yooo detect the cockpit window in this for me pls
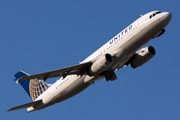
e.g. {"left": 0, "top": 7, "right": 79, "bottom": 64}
{"left": 156, "top": 11, "right": 162, "bottom": 14}
{"left": 149, "top": 11, "right": 162, "bottom": 19}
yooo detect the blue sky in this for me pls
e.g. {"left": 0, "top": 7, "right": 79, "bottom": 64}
{"left": 1, "top": 0, "right": 179, "bottom": 120}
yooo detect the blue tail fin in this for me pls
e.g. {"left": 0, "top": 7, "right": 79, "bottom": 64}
{"left": 14, "top": 71, "right": 51, "bottom": 101}
{"left": 14, "top": 71, "right": 31, "bottom": 97}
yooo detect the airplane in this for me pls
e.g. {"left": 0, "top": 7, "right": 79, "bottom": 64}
{"left": 7, "top": 11, "right": 172, "bottom": 112}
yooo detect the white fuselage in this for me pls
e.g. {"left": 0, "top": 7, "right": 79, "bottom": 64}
{"left": 28, "top": 11, "right": 172, "bottom": 112}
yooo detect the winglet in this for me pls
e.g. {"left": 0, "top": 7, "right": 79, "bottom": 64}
{"left": 16, "top": 79, "right": 19, "bottom": 84}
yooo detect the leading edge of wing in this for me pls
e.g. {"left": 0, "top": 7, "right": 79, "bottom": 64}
{"left": 17, "top": 61, "right": 92, "bottom": 82}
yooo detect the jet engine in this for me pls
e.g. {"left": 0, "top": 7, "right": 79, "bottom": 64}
{"left": 130, "top": 46, "right": 156, "bottom": 68}
{"left": 87, "top": 53, "right": 113, "bottom": 76}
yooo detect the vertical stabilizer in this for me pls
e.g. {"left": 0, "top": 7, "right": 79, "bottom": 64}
{"left": 14, "top": 71, "right": 51, "bottom": 101}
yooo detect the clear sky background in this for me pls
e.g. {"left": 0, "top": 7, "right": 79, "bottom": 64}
{"left": 1, "top": 0, "right": 179, "bottom": 120}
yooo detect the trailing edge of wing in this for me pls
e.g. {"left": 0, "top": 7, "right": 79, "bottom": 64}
{"left": 17, "top": 61, "right": 92, "bottom": 82}
{"left": 7, "top": 100, "right": 42, "bottom": 112}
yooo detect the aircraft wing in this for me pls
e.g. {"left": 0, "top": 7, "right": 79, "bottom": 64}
{"left": 7, "top": 99, "right": 42, "bottom": 112}
{"left": 17, "top": 61, "right": 92, "bottom": 82}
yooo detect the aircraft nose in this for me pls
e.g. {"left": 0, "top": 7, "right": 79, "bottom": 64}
{"left": 159, "top": 12, "right": 172, "bottom": 28}
{"left": 164, "top": 12, "right": 172, "bottom": 23}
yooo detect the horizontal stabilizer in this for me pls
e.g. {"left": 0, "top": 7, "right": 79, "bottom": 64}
{"left": 7, "top": 99, "right": 42, "bottom": 112}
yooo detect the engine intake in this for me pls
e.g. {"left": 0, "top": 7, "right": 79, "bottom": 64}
{"left": 131, "top": 46, "right": 156, "bottom": 68}
{"left": 87, "top": 53, "right": 113, "bottom": 76}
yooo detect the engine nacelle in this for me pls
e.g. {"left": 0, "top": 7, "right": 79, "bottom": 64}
{"left": 131, "top": 46, "right": 156, "bottom": 69}
{"left": 87, "top": 53, "right": 113, "bottom": 76}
